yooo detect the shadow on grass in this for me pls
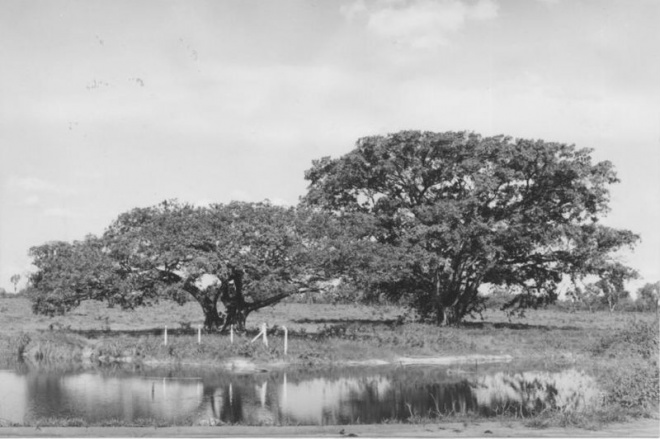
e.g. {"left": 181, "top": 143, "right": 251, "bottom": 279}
{"left": 64, "top": 328, "right": 215, "bottom": 338}
{"left": 292, "top": 317, "right": 398, "bottom": 325}
{"left": 459, "top": 321, "right": 582, "bottom": 331}
{"left": 293, "top": 317, "right": 582, "bottom": 331}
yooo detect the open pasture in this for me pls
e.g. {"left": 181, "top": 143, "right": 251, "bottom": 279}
{"left": 0, "top": 297, "right": 656, "bottom": 363}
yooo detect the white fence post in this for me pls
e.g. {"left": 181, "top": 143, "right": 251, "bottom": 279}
{"left": 230, "top": 325, "right": 234, "bottom": 344}
{"left": 283, "top": 326, "right": 288, "bottom": 356}
{"left": 251, "top": 323, "right": 268, "bottom": 347}
{"left": 197, "top": 325, "right": 202, "bottom": 344}
{"left": 163, "top": 326, "right": 168, "bottom": 345}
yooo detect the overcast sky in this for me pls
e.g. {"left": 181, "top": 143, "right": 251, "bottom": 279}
{"left": 1, "top": 0, "right": 658, "bottom": 292}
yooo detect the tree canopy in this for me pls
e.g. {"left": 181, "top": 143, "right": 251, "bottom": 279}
{"left": 29, "top": 201, "right": 331, "bottom": 330}
{"left": 303, "top": 131, "right": 639, "bottom": 324}
{"left": 636, "top": 282, "right": 660, "bottom": 312}
{"left": 27, "top": 130, "right": 642, "bottom": 328}
{"left": 29, "top": 236, "right": 123, "bottom": 315}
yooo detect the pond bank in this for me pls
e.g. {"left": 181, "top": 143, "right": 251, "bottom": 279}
{"left": 1, "top": 418, "right": 658, "bottom": 437}
{"left": 2, "top": 329, "right": 517, "bottom": 371}
{"left": 140, "top": 354, "right": 515, "bottom": 372}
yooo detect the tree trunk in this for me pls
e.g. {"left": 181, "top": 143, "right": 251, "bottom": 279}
{"left": 219, "top": 270, "right": 248, "bottom": 332}
{"left": 607, "top": 295, "right": 615, "bottom": 313}
{"left": 437, "top": 305, "right": 461, "bottom": 326}
{"left": 182, "top": 278, "right": 226, "bottom": 330}
{"left": 221, "top": 305, "right": 248, "bottom": 332}
{"left": 200, "top": 297, "right": 225, "bottom": 330}
{"left": 434, "top": 273, "right": 445, "bottom": 325}
{"left": 433, "top": 270, "right": 464, "bottom": 326}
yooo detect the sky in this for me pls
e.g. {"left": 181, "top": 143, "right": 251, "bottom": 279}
{"left": 1, "top": 0, "right": 658, "bottom": 293}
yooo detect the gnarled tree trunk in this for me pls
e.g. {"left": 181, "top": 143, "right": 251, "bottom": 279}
{"left": 436, "top": 305, "right": 461, "bottom": 326}
{"left": 182, "top": 278, "right": 226, "bottom": 330}
{"left": 200, "top": 296, "right": 225, "bottom": 329}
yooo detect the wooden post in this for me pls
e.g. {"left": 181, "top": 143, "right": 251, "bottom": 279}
{"left": 259, "top": 381, "right": 267, "bottom": 407}
{"left": 230, "top": 325, "right": 234, "bottom": 344}
{"left": 283, "top": 326, "right": 288, "bottom": 356}
{"left": 197, "top": 325, "right": 202, "bottom": 344}
{"left": 251, "top": 323, "right": 268, "bottom": 347}
{"left": 163, "top": 326, "right": 168, "bottom": 345}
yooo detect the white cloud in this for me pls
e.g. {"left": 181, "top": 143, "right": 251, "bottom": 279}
{"left": 8, "top": 177, "right": 58, "bottom": 193}
{"left": 43, "top": 207, "right": 79, "bottom": 218}
{"left": 535, "top": 0, "right": 561, "bottom": 5}
{"left": 22, "top": 195, "right": 41, "bottom": 206}
{"left": 343, "top": 0, "right": 499, "bottom": 49}
{"left": 6, "top": 176, "right": 78, "bottom": 196}
{"left": 468, "top": 0, "right": 499, "bottom": 20}
{"left": 340, "top": 0, "right": 368, "bottom": 21}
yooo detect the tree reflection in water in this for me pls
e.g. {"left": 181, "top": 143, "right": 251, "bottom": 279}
{"left": 471, "top": 369, "right": 600, "bottom": 416}
{"left": 0, "top": 367, "right": 600, "bottom": 425}
{"left": 195, "top": 369, "right": 599, "bottom": 425}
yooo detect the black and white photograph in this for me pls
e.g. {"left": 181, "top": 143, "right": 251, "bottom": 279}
{"left": 0, "top": 0, "right": 658, "bottom": 437}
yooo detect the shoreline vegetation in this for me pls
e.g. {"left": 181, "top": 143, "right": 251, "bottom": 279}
{"left": 0, "top": 297, "right": 658, "bottom": 431}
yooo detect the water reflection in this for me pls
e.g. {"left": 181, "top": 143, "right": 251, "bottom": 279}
{"left": 472, "top": 369, "right": 599, "bottom": 416}
{"left": 1, "top": 371, "right": 204, "bottom": 424}
{"left": 0, "top": 366, "right": 600, "bottom": 425}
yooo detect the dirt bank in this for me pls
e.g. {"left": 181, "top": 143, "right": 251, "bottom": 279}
{"left": 141, "top": 354, "right": 514, "bottom": 372}
{"left": 1, "top": 418, "right": 658, "bottom": 437}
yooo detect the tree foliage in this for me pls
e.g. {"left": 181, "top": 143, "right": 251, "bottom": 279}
{"left": 303, "top": 131, "right": 639, "bottom": 324}
{"left": 29, "top": 236, "right": 123, "bottom": 315}
{"left": 10, "top": 274, "right": 21, "bottom": 293}
{"left": 636, "top": 282, "right": 660, "bottom": 312}
{"left": 592, "top": 262, "right": 636, "bottom": 312}
{"left": 29, "top": 201, "right": 331, "bottom": 330}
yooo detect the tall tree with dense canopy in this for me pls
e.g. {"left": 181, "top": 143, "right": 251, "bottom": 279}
{"left": 303, "top": 131, "right": 639, "bottom": 325}
{"left": 29, "top": 201, "right": 331, "bottom": 330}
{"left": 29, "top": 236, "right": 123, "bottom": 315}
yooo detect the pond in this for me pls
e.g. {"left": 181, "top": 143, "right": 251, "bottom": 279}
{"left": 0, "top": 363, "right": 600, "bottom": 426}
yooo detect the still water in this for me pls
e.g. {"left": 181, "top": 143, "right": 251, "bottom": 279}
{"left": 0, "top": 364, "right": 600, "bottom": 425}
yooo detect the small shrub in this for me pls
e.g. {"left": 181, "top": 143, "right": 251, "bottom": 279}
{"left": 14, "top": 332, "right": 31, "bottom": 358}
{"left": 235, "top": 340, "right": 258, "bottom": 358}
{"left": 591, "top": 319, "right": 659, "bottom": 360}
{"left": 603, "top": 361, "right": 659, "bottom": 411}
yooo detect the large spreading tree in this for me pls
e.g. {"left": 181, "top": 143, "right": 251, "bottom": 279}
{"left": 29, "top": 201, "right": 332, "bottom": 330}
{"left": 303, "top": 131, "right": 639, "bottom": 325}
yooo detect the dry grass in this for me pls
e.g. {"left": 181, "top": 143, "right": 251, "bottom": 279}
{"left": 0, "top": 297, "right": 403, "bottom": 334}
{"left": 1, "top": 297, "right": 656, "bottom": 370}
{"left": 2, "top": 297, "right": 651, "bottom": 335}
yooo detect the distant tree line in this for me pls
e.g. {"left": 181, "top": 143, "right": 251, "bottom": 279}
{"left": 24, "top": 131, "right": 645, "bottom": 328}
{"left": 483, "top": 282, "right": 659, "bottom": 314}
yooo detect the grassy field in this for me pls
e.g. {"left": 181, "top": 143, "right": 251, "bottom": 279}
{"left": 0, "top": 296, "right": 656, "bottom": 366}
{"left": 0, "top": 296, "right": 658, "bottom": 428}
{"left": 0, "top": 295, "right": 649, "bottom": 334}
{"left": 0, "top": 297, "right": 654, "bottom": 362}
